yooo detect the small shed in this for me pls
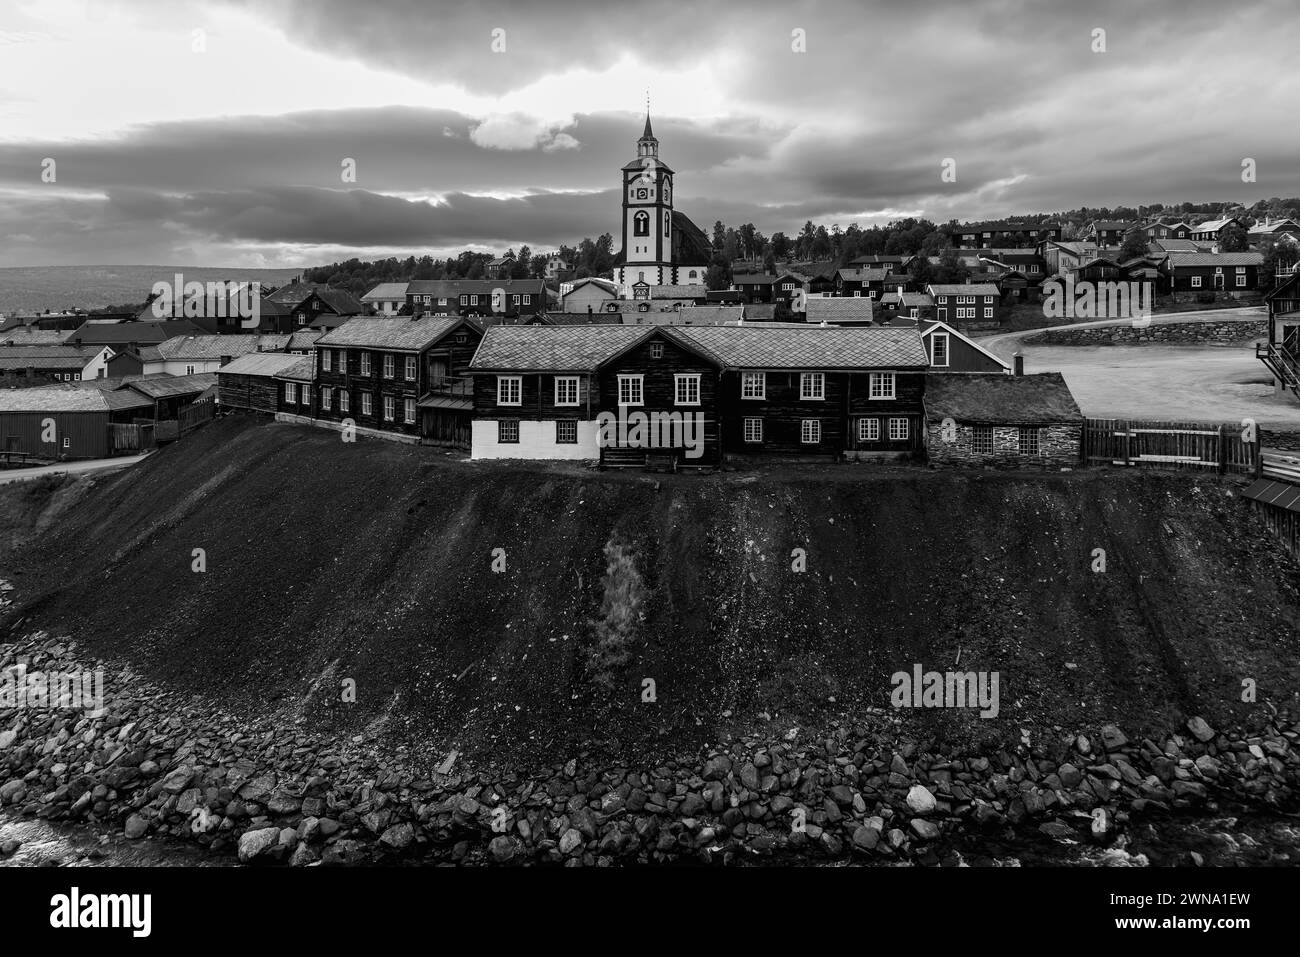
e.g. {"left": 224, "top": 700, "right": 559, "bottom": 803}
{"left": 924, "top": 371, "right": 1083, "bottom": 468}
{"left": 217, "top": 352, "right": 309, "bottom": 413}
{"left": 0, "top": 385, "right": 151, "bottom": 459}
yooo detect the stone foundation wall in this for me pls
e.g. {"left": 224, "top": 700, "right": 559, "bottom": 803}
{"left": 927, "top": 423, "right": 1081, "bottom": 469}
{"left": 1028, "top": 319, "right": 1267, "bottom": 346}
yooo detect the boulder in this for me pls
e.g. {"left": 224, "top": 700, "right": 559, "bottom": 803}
{"left": 237, "top": 826, "right": 280, "bottom": 863}
{"left": 906, "top": 785, "right": 936, "bottom": 815}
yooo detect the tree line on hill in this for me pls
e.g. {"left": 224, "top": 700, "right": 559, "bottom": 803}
{"left": 297, "top": 197, "right": 1300, "bottom": 295}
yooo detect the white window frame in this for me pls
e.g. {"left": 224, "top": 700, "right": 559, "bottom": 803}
{"left": 869, "top": 372, "right": 896, "bottom": 399}
{"left": 322, "top": 350, "right": 332, "bottom": 372}
{"left": 555, "top": 419, "right": 578, "bottom": 444}
{"left": 360, "top": 353, "right": 371, "bottom": 376}
{"left": 800, "top": 419, "right": 821, "bottom": 444}
{"left": 675, "top": 374, "right": 701, "bottom": 406}
{"left": 741, "top": 372, "right": 766, "bottom": 399}
{"left": 339, "top": 390, "right": 349, "bottom": 413}
{"left": 383, "top": 395, "right": 395, "bottom": 421}
{"left": 497, "top": 375, "right": 522, "bottom": 406}
{"left": 555, "top": 376, "right": 580, "bottom": 407}
{"left": 1191, "top": 276, "right": 1202, "bottom": 288}
{"left": 983, "top": 307, "right": 994, "bottom": 318}
{"left": 859, "top": 418, "right": 880, "bottom": 442}
{"left": 800, "top": 372, "right": 825, "bottom": 401}
{"left": 405, "top": 398, "right": 416, "bottom": 424}
{"left": 931, "top": 333, "right": 949, "bottom": 367}
{"left": 889, "top": 417, "right": 909, "bottom": 441}
{"left": 405, "top": 355, "right": 416, "bottom": 380}
{"left": 523, "top": 295, "right": 532, "bottom": 305}
{"left": 498, "top": 419, "right": 520, "bottom": 444}
{"left": 383, "top": 354, "right": 394, "bottom": 378}
{"left": 743, "top": 417, "right": 763, "bottom": 443}
{"left": 321, "top": 386, "right": 332, "bottom": 411}
{"left": 650, "top": 342, "right": 664, "bottom": 359}
{"left": 361, "top": 392, "right": 372, "bottom": 416}
{"left": 618, "top": 374, "right": 644, "bottom": 407}
{"left": 1236, "top": 275, "right": 1246, "bottom": 287}
{"left": 284, "top": 382, "right": 297, "bottom": 403}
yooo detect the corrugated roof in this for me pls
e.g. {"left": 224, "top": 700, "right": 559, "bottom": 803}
{"left": 1243, "top": 478, "right": 1300, "bottom": 513}
{"left": 924, "top": 372, "right": 1082, "bottom": 424}
{"left": 124, "top": 372, "right": 218, "bottom": 399}
{"left": 317, "top": 315, "right": 465, "bottom": 351}
{"left": 671, "top": 325, "right": 929, "bottom": 369}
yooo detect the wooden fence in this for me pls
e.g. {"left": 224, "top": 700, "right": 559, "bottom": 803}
{"left": 1083, "top": 418, "right": 1259, "bottom": 474}
{"left": 109, "top": 422, "right": 155, "bottom": 453}
{"left": 178, "top": 400, "right": 216, "bottom": 434}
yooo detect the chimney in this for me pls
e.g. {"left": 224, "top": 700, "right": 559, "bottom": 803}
{"left": 1013, "top": 352, "right": 1024, "bottom": 376}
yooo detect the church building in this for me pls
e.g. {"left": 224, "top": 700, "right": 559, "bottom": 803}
{"left": 611, "top": 111, "right": 712, "bottom": 296}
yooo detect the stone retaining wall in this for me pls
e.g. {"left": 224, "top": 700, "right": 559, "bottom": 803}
{"left": 1027, "top": 319, "right": 1268, "bottom": 346}
{"left": 926, "top": 423, "right": 1081, "bottom": 469}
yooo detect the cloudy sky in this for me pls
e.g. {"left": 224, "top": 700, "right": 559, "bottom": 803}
{"left": 0, "top": 0, "right": 1295, "bottom": 267}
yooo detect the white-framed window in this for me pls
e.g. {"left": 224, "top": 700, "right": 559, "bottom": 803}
{"left": 909, "top": 308, "right": 919, "bottom": 318}
{"left": 782, "top": 282, "right": 795, "bottom": 290}
{"left": 859, "top": 417, "right": 880, "bottom": 442}
{"left": 931, "top": 333, "right": 949, "bottom": 367}
{"left": 302, "top": 385, "right": 311, "bottom": 406}
{"left": 650, "top": 342, "right": 664, "bottom": 359}
{"left": 523, "top": 295, "right": 531, "bottom": 305}
{"left": 741, "top": 372, "right": 766, "bottom": 399}
{"left": 498, "top": 420, "right": 519, "bottom": 443}
{"left": 1018, "top": 427, "right": 1040, "bottom": 455}
{"left": 186, "top": 365, "right": 196, "bottom": 376}
{"left": 497, "top": 375, "right": 522, "bottom": 406}
{"left": 743, "top": 417, "right": 763, "bottom": 443}
{"left": 511, "top": 295, "right": 520, "bottom": 305}
{"left": 322, "top": 350, "right": 332, "bottom": 372}
{"left": 889, "top": 417, "right": 909, "bottom": 441}
{"left": 800, "top": 372, "right": 824, "bottom": 400}
{"left": 360, "top": 353, "right": 371, "bottom": 376}
{"left": 361, "top": 392, "right": 372, "bottom": 416}
{"left": 556, "top": 419, "right": 578, "bottom": 444}
{"left": 972, "top": 426, "right": 994, "bottom": 455}
{"left": 336, "top": 349, "right": 346, "bottom": 371}
{"left": 405, "top": 356, "right": 416, "bottom": 380}
{"left": 675, "top": 374, "right": 701, "bottom": 406}
{"left": 470, "top": 295, "right": 479, "bottom": 305}
{"left": 422, "top": 295, "right": 432, "bottom": 305}
{"left": 801, "top": 419, "right": 821, "bottom": 444}
{"left": 285, "top": 382, "right": 297, "bottom": 403}
{"left": 1191, "top": 276, "right": 1202, "bottom": 288}
{"left": 983, "top": 307, "right": 993, "bottom": 318}
{"left": 555, "top": 376, "right": 580, "bottom": 406}
{"left": 383, "top": 395, "right": 395, "bottom": 421}
{"left": 405, "top": 398, "right": 416, "bottom": 423}
{"left": 869, "top": 372, "right": 896, "bottom": 399}
{"left": 618, "top": 374, "right": 644, "bottom": 406}
{"left": 1236, "top": 275, "right": 1246, "bottom": 287}
{"left": 339, "top": 390, "right": 350, "bottom": 413}
{"left": 438, "top": 298, "right": 447, "bottom": 306}
{"left": 321, "top": 386, "right": 332, "bottom": 411}
{"left": 852, "top": 290, "right": 861, "bottom": 297}
{"left": 383, "top": 354, "right": 394, "bottom": 378}
{"left": 62, "top": 437, "right": 70, "bottom": 449}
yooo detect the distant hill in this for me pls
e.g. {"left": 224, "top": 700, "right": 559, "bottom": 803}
{"left": 0, "top": 265, "right": 302, "bottom": 316}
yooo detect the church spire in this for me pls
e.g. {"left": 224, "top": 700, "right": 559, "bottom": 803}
{"left": 637, "top": 93, "right": 658, "bottom": 158}
{"left": 643, "top": 90, "right": 653, "bottom": 139}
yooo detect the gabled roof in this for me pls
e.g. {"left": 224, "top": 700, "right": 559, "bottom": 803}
{"left": 900, "top": 292, "right": 935, "bottom": 307}
{"left": 360, "top": 282, "right": 410, "bottom": 301}
{"left": 920, "top": 321, "right": 1011, "bottom": 371}
{"left": 67, "top": 319, "right": 207, "bottom": 346}
{"left": 406, "top": 278, "right": 546, "bottom": 298}
{"left": 273, "top": 356, "right": 315, "bottom": 381}
{"left": 265, "top": 282, "right": 365, "bottom": 314}
{"left": 0, "top": 345, "right": 104, "bottom": 370}
{"left": 924, "top": 372, "right": 1082, "bottom": 424}
{"left": 217, "top": 352, "right": 310, "bottom": 377}
{"left": 470, "top": 325, "right": 648, "bottom": 372}
{"left": 561, "top": 277, "right": 619, "bottom": 297}
{"left": 837, "top": 267, "right": 895, "bottom": 282}
{"left": 621, "top": 306, "right": 745, "bottom": 325}
{"left": 0, "top": 327, "right": 73, "bottom": 346}
{"left": 317, "top": 315, "right": 470, "bottom": 351}
{"left": 1190, "top": 217, "right": 1244, "bottom": 234}
{"left": 152, "top": 334, "right": 291, "bottom": 361}
{"left": 927, "top": 283, "right": 1001, "bottom": 296}
{"left": 1165, "top": 252, "right": 1264, "bottom": 267}
{"left": 0, "top": 383, "right": 123, "bottom": 412}
{"left": 804, "top": 297, "right": 874, "bottom": 324}
{"left": 670, "top": 325, "right": 928, "bottom": 370}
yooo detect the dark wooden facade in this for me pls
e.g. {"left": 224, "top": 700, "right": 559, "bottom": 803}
{"left": 218, "top": 371, "right": 281, "bottom": 414}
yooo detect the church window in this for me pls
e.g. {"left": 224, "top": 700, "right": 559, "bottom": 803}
{"left": 635, "top": 211, "right": 649, "bottom": 236}
{"left": 665, "top": 217, "right": 670, "bottom": 237}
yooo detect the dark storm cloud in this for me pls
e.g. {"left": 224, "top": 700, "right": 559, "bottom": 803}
{"left": 4, "top": 0, "right": 1297, "bottom": 265}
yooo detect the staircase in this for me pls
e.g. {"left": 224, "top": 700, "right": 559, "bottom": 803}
{"left": 1256, "top": 342, "right": 1300, "bottom": 399}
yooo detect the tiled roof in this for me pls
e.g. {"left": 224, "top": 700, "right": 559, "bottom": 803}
{"left": 0, "top": 345, "right": 101, "bottom": 370}
{"left": 360, "top": 282, "right": 410, "bottom": 301}
{"left": 154, "top": 335, "right": 290, "bottom": 361}
{"left": 900, "top": 293, "right": 935, "bottom": 307}
{"left": 805, "top": 297, "right": 874, "bottom": 323}
{"left": 123, "top": 372, "right": 218, "bottom": 399}
{"left": 1166, "top": 252, "right": 1264, "bottom": 267}
{"left": 317, "top": 315, "right": 468, "bottom": 351}
{"left": 275, "top": 356, "right": 315, "bottom": 380}
{"left": 541, "top": 313, "right": 624, "bottom": 326}
{"left": 287, "top": 330, "right": 322, "bottom": 350}
{"left": 622, "top": 306, "right": 745, "bottom": 325}
{"left": 602, "top": 300, "right": 699, "bottom": 314}
{"left": 67, "top": 319, "right": 207, "bottom": 346}
{"left": 644, "top": 284, "right": 708, "bottom": 299}
{"left": 671, "top": 325, "right": 928, "bottom": 369}
{"left": 924, "top": 372, "right": 1082, "bottom": 424}
{"left": 0, "top": 328, "right": 73, "bottom": 346}
{"left": 470, "top": 325, "right": 647, "bottom": 372}
{"left": 218, "top": 352, "right": 310, "bottom": 377}
{"left": 837, "top": 267, "right": 895, "bottom": 282}
{"left": 1152, "top": 239, "right": 1203, "bottom": 253}
{"left": 101, "top": 389, "right": 155, "bottom": 412}
{"left": 740, "top": 303, "right": 778, "bottom": 321}
{"left": 927, "top": 284, "right": 1001, "bottom": 296}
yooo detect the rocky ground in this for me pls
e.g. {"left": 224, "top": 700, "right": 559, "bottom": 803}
{"left": 2, "top": 629, "right": 1297, "bottom": 866}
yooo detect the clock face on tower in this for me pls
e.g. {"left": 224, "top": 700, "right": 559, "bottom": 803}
{"left": 636, "top": 187, "right": 648, "bottom": 200}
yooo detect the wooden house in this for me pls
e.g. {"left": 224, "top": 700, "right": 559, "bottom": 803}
{"left": 0, "top": 385, "right": 152, "bottom": 459}
{"left": 217, "top": 352, "right": 310, "bottom": 414}
{"left": 1260, "top": 264, "right": 1300, "bottom": 399}
{"left": 1189, "top": 216, "right": 1247, "bottom": 244}
{"left": 316, "top": 315, "right": 483, "bottom": 446}
{"left": 406, "top": 279, "right": 546, "bottom": 321}
{"left": 924, "top": 370, "right": 1083, "bottom": 469}
{"left": 921, "top": 321, "right": 1010, "bottom": 373}
{"left": 927, "top": 283, "right": 1002, "bottom": 329}
{"left": 265, "top": 283, "right": 365, "bottom": 332}
{"left": 1163, "top": 252, "right": 1263, "bottom": 293}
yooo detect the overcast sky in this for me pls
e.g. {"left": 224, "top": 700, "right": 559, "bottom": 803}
{"left": 1, "top": 0, "right": 1295, "bottom": 267}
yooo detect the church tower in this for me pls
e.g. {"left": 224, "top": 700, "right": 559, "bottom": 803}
{"left": 617, "top": 108, "right": 675, "bottom": 290}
